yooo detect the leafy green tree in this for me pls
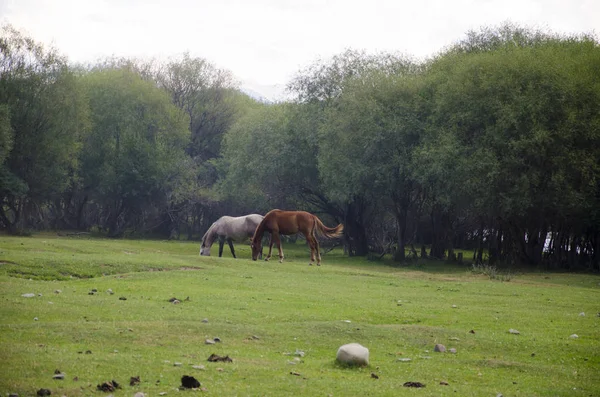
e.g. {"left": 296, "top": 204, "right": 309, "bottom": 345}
{"left": 80, "top": 68, "right": 190, "bottom": 236}
{"left": 0, "top": 24, "right": 89, "bottom": 233}
{"left": 424, "top": 25, "right": 600, "bottom": 267}
{"left": 319, "top": 70, "right": 425, "bottom": 259}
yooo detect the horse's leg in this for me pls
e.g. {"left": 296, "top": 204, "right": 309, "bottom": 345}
{"left": 265, "top": 234, "right": 274, "bottom": 261}
{"left": 218, "top": 237, "right": 225, "bottom": 257}
{"left": 272, "top": 232, "right": 284, "bottom": 263}
{"left": 227, "top": 238, "right": 236, "bottom": 258}
{"left": 315, "top": 235, "right": 322, "bottom": 266}
{"left": 306, "top": 233, "right": 316, "bottom": 266}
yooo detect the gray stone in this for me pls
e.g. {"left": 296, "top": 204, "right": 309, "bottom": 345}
{"left": 191, "top": 365, "right": 205, "bottom": 370}
{"left": 570, "top": 334, "right": 579, "bottom": 339}
{"left": 205, "top": 339, "right": 215, "bottom": 345}
{"left": 134, "top": 393, "right": 145, "bottom": 397}
{"left": 449, "top": 348, "right": 457, "bottom": 354}
{"left": 397, "top": 358, "right": 412, "bottom": 362}
{"left": 201, "top": 318, "right": 209, "bottom": 323}
{"left": 336, "top": 343, "right": 369, "bottom": 366}
{"left": 53, "top": 373, "right": 65, "bottom": 380}
{"left": 434, "top": 344, "right": 446, "bottom": 352}
{"left": 509, "top": 329, "right": 520, "bottom": 335}
{"left": 22, "top": 293, "right": 35, "bottom": 298}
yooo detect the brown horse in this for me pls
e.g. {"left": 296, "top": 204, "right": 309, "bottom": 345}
{"left": 250, "top": 209, "right": 344, "bottom": 266}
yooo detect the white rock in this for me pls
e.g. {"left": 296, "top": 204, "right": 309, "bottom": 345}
{"left": 570, "top": 334, "right": 579, "bottom": 339}
{"left": 336, "top": 343, "right": 369, "bottom": 366}
{"left": 397, "top": 358, "right": 411, "bottom": 362}
{"left": 579, "top": 312, "right": 585, "bottom": 317}
{"left": 22, "top": 293, "right": 35, "bottom": 298}
{"left": 509, "top": 329, "right": 520, "bottom": 335}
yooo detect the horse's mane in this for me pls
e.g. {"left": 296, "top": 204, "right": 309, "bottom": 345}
{"left": 201, "top": 222, "right": 218, "bottom": 247}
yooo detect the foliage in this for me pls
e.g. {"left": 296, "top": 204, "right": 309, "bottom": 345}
{"left": 0, "top": 25, "right": 89, "bottom": 232}
{"left": 79, "top": 68, "right": 190, "bottom": 236}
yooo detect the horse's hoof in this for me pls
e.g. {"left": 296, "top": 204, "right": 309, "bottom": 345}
{"left": 265, "top": 258, "right": 270, "bottom": 262}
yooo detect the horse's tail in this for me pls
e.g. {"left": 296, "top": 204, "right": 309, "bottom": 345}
{"left": 313, "top": 215, "right": 344, "bottom": 239}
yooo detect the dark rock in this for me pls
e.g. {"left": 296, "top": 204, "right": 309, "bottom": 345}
{"left": 36, "top": 389, "right": 51, "bottom": 396}
{"left": 434, "top": 344, "right": 446, "bottom": 353}
{"left": 371, "top": 373, "right": 379, "bottom": 379}
{"left": 403, "top": 381, "right": 425, "bottom": 388}
{"left": 119, "top": 297, "right": 127, "bottom": 300}
{"left": 440, "top": 381, "right": 449, "bottom": 385}
{"left": 130, "top": 376, "right": 140, "bottom": 386}
{"left": 181, "top": 375, "right": 201, "bottom": 389}
{"left": 207, "top": 353, "right": 233, "bottom": 362}
{"left": 469, "top": 330, "right": 476, "bottom": 334}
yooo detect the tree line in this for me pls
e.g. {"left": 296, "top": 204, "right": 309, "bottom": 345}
{"left": 1, "top": 23, "right": 599, "bottom": 270}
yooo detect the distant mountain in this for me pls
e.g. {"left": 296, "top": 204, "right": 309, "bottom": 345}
{"left": 240, "top": 82, "right": 290, "bottom": 103}
{"left": 240, "top": 87, "right": 272, "bottom": 103}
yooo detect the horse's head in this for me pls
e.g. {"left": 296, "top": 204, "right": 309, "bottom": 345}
{"left": 199, "top": 241, "right": 211, "bottom": 256}
{"left": 250, "top": 241, "right": 261, "bottom": 261}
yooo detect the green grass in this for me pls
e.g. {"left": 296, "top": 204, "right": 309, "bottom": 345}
{"left": 1, "top": 233, "right": 599, "bottom": 396}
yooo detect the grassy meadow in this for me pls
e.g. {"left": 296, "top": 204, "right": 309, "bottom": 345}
{"left": 0, "top": 233, "right": 599, "bottom": 396}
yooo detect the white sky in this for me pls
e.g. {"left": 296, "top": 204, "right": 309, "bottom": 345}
{"left": 1, "top": 0, "right": 598, "bottom": 100}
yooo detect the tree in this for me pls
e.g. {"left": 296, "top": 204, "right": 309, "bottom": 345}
{"left": 0, "top": 24, "right": 89, "bottom": 233}
{"left": 424, "top": 25, "right": 600, "bottom": 268}
{"left": 79, "top": 67, "right": 190, "bottom": 236}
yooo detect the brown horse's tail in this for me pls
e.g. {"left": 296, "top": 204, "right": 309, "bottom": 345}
{"left": 313, "top": 215, "right": 344, "bottom": 239}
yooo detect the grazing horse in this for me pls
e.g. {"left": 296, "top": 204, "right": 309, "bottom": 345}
{"left": 250, "top": 209, "right": 344, "bottom": 266}
{"left": 200, "top": 214, "right": 264, "bottom": 258}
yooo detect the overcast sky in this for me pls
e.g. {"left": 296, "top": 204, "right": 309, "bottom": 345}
{"left": 1, "top": 0, "right": 598, "bottom": 100}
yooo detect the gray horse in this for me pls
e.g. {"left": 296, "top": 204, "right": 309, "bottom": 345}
{"left": 200, "top": 214, "right": 264, "bottom": 258}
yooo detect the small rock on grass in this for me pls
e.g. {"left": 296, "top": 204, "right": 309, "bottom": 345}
{"left": 36, "top": 389, "right": 51, "bottom": 396}
{"left": 336, "top": 343, "right": 369, "bottom": 366}
{"left": 509, "top": 329, "right": 520, "bottom": 335}
{"left": 22, "top": 293, "right": 35, "bottom": 298}
{"left": 449, "top": 348, "right": 457, "bottom": 354}
{"left": 570, "top": 334, "right": 579, "bottom": 339}
{"left": 205, "top": 339, "right": 215, "bottom": 345}
{"left": 134, "top": 393, "right": 145, "bottom": 397}
{"left": 434, "top": 344, "right": 446, "bottom": 352}
{"left": 52, "top": 373, "right": 65, "bottom": 380}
